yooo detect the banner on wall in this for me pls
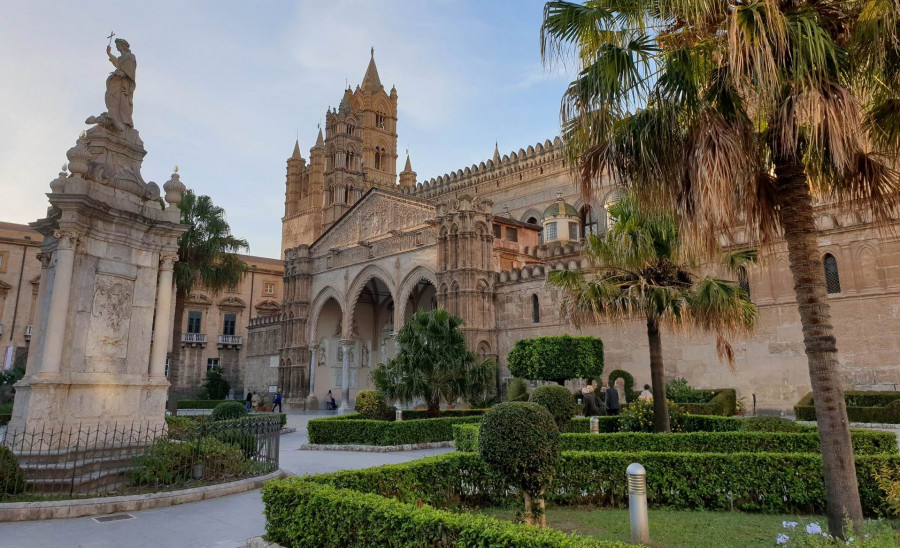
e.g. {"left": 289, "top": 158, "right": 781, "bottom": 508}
{"left": 2, "top": 345, "right": 14, "bottom": 371}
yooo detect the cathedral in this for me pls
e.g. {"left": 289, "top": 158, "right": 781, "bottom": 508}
{"left": 245, "top": 51, "right": 900, "bottom": 412}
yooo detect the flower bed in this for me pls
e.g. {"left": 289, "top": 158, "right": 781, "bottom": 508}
{"left": 262, "top": 451, "right": 900, "bottom": 547}
{"left": 307, "top": 414, "right": 482, "bottom": 446}
{"left": 794, "top": 391, "right": 900, "bottom": 423}
{"left": 453, "top": 424, "right": 896, "bottom": 455}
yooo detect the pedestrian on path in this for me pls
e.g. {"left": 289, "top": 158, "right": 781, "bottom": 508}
{"left": 245, "top": 391, "right": 253, "bottom": 411}
{"left": 605, "top": 381, "right": 620, "bottom": 416}
{"left": 582, "top": 386, "right": 602, "bottom": 417}
{"left": 273, "top": 391, "right": 283, "bottom": 413}
{"left": 639, "top": 384, "right": 653, "bottom": 401}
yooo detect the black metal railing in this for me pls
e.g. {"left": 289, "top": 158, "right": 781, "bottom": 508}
{"left": 0, "top": 416, "right": 280, "bottom": 500}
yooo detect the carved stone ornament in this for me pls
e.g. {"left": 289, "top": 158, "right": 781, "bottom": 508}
{"left": 53, "top": 230, "right": 82, "bottom": 251}
{"left": 159, "top": 253, "right": 178, "bottom": 271}
{"left": 37, "top": 252, "right": 53, "bottom": 269}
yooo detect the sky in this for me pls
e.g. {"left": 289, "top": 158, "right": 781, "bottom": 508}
{"left": 0, "top": 0, "right": 575, "bottom": 258}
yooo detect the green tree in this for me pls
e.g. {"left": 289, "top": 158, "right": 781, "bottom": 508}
{"left": 549, "top": 197, "right": 756, "bottom": 432}
{"left": 168, "top": 190, "right": 248, "bottom": 408}
{"left": 198, "top": 367, "right": 231, "bottom": 400}
{"left": 372, "top": 309, "right": 495, "bottom": 418}
{"left": 541, "top": 1, "right": 900, "bottom": 534}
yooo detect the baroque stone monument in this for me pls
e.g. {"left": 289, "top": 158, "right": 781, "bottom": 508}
{"left": 7, "top": 38, "right": 186, "bottom": 437}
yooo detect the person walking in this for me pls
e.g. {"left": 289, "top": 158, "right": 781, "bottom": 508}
{"left": 582, "top": 386, "right": 602, "bottom": 417}
{"left": 245, "top": 390, "right": 253, "bottom": 412}
{"left": 273, "top": 390, "right": 283, "bottom": 413}
{"left": 604, "top": 381, "right": 621, "bottom": 416}
{"left": 639, "top": 384, "right": 653, "bottom": 401}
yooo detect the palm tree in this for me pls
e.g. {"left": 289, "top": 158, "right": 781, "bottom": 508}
{"left": 372, "top": 309, "right": 495, "bottom": 418}
{"left": 168, "top": 190, "right": 248, "bottom": 408}
{"left": 541, "top": 1, "right": 900, "bottom": 534}
{"left": 549, "top": 196, "right": 757, "bottom": 432}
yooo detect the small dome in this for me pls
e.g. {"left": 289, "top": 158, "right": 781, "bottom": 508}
{"left": 543, "top": 199, "right": 578, "bottom": 219}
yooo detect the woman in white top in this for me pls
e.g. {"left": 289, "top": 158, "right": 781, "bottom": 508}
{"left": 639, "top": 384, "right": 653, "bottom": 401}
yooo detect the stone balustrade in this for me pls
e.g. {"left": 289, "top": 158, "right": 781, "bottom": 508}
{"left": 180, "top": 333, "right": 207, "bottom": 345}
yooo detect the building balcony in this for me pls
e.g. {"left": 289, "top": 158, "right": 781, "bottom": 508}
{"left": 217, "top": 334, "right": 243, "bottom": 348}
{"left": 24, "top": 325, "right": 32, "bottom": 339}
{"left": 180, "top": 333, "right": 207, "bottom": 346}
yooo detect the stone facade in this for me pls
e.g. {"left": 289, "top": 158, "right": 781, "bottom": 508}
{"left": 251, "top": 51, "right": 900, "bottom": 412}
{"left": 0, "top": 222, "right": 43, "bottom": 370}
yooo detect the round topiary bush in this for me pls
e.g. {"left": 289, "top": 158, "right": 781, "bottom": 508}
{"left": 0, "top": 446, "right": 25, "bottom": 495}
{"left": 354, "top": 389, "right": 392, "bottom": 420}
{"left": 478, "top": 402, "right": 559, "bottom": 527}
{"left": 211, "top": 400, "right": 248, "bottom": 421}
{"left": 740, "top": 416, "right": 809, "bottom": 433}
{"left": 529, "top": 384, "right": 576, "bottom": 432}
{"left": 619, "top": 398, "right": 686, "bottom": 433}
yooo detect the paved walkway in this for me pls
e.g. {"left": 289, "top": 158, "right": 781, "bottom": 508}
{"left": 1, "top": 411, "right": 451, "bottom": 548}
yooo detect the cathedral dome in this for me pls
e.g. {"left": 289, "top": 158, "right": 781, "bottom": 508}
{"left": 543, "top": 199, "right": 577, "bottom": 219}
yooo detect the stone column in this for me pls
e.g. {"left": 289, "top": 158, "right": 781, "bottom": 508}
{"left": 149, "top": 254, "right": 177, "bottom": 377}
{"left": 339, "top": 339, "right": 352, "bottom": 411}
{"left": 40, "top": 230, "right": 80, "bottom": 375}
{"left": 308, "top": 346, "right": 317, "bottom": 396}
{"left": 24, "top": 252, "right": 52, "bottom": 376}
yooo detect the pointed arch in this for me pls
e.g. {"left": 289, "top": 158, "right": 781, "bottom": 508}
{"left": 347, "top": 264, "right": 396, "bottom": 331}
{"left": 308, "top": 286, "right": 346, "bottom": 344}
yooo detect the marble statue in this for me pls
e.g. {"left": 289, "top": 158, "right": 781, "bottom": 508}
{"left": 105, "top": 38, "right": 136, "bottom": 128}
{"left": 361, "top": 342, "right": 369, "bottom": 368}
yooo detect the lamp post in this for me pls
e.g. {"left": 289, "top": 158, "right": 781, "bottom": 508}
{"left": 627, "top": 462, "right": 650, "bottom": 544}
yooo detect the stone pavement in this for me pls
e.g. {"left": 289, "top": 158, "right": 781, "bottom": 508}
{"left": 0, "top": 411, "right": 452, "bottom": 548}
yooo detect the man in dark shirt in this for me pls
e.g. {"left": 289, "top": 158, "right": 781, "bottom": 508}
{"left": 605, "top": 381, "right": 621, "bottom": 415}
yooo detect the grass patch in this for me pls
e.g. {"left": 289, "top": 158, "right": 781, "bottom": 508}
{"left": 475, "top": 506, "right": 900, "bottom": 548}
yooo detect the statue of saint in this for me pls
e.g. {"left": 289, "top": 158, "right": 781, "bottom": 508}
{"left": 104, "top": 38, "right": 136, "bottom": 128}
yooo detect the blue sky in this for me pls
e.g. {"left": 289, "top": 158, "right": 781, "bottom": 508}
{"left": 0, "top": 0, "right": 575, "bottom": 258}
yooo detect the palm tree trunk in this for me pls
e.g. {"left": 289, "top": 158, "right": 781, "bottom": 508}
{"left": 166, "top": 291, "right": 186, "bottom": 416}
{"left": 646, "top": 316, "right": 670, "bottom": 433}
{"left": 427, "top": 394, "right": 440, "bottom": 418}
{"left": 775, "top": 158, "right": 863, "bottom": 537}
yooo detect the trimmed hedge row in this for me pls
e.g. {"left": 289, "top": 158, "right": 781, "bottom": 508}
{"left": 177, "top": 399, "right": 229, "bottom": 409}
{"left": 262, "top": 479, "right": 631, "bottom": 548}
{"left": 676, "top": 389, "right": 737, "bottom": 416}
{"left": 452, "top": 424, "right": 897, "bottom": 455}
{"left": 400, "top": 408, "right": 485, "bottom": 420}
{"left": 308, "top": 415, "right": 482, "bottom": 446}
{"left": 269, "top": 450, "right": 900, "bottom": 518}
{"left": 795, "top": 391, "right": 900, "bottom": 424}
{"left": 567, "top": 414, "right": 792, "bottom": 434}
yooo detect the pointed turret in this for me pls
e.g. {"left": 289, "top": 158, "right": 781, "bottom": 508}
{"left": 291, "top": 139, "right": 302, "bottom": 160}
{"left": 493, "top": 141, "right": 501, "bottom": 164}
{"left": 314, "top": 127, "right": 324, "bottom": 148}
{"left": 399, "top": 151, "right": 416, "bottom": 190}
{"left": 339, "top": 87, "right": 353, "bottom": 113}
{"left": 362, "top": 47, "right": 383, "bottom": 91}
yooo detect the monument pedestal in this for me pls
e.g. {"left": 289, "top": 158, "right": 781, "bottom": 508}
{"left": 7, "top": 109, "right": 185, "bottom": 446}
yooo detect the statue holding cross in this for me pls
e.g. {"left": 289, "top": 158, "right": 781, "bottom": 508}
{"left": 95, "top": 34, "right": 136, "bottom": 129}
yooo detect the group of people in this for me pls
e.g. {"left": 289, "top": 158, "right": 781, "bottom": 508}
{"left": 244, "top": 390, "right": 284, "bottom": 412}
{"left": 581, "top": 381, "right": 654, "bottom": 417}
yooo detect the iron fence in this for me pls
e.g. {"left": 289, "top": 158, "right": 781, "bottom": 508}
{"left": 1, "top": 416, "right": 280, "bottom": 500}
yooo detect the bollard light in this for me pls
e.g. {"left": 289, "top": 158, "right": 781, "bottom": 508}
{"left": 589, "top": 416, "right": 600, "bottom": 434}
{"left": 395, "top": 407, "right": 403, "bottom": 422}
{"left": 626, "top": 462, "right": 650, "bottom": 545}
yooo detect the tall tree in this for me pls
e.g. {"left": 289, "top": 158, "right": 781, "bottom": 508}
{"left": 372, "top": 309, "right": 495, "bottom": 417}
{"left": 549, "top": 196, "right": 757, "bottom": 432}
{"left": 168, "top": 190, "right": 248, "bottom": 410}
{"left": 541, "top": 1, "right": 900, "bottom": 535}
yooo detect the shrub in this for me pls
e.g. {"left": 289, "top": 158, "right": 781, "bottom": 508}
{"left": 262, "top": 479, "right": 627, "bottom": 548}
{"left": 795, "top": 391, "right": 900, "bottom": 424}
{"left": 131, "top": 437, "right": 249, "bottom": 486}
{"left": 199, "top": 367, "right": 231, "bottom": 400}
{"left": 741, "top": 416, "right": 808, "bottom": 432}
{"left": 0, "top": 446, "right": 26, "bottom": 496}
{"left": 874, "top": 466, "right": 900, "bottom": 517}
{"left": 508, "top": 335, "right": 604, "bottom": 384}
{"left": 354, "top": 390, "right": 392, "bottom": 420}
{"left": 507, "top": 377, "right": 529, "bottom": 402}
{"left": 177, "top": 399, "right": 228, "bottom": 410}
{"left": 453, "top": 424, "right": 480, "bottom": 452}
{"left": 400, "top": 409, "right": 485, "bottom": 420}
{"left": 478, "top": 402, "right": 560, "bottom": 526}
{"left": 530, "top": 385, "right": 576, "bottom": 432}
{"left": 676, "top": 389, "right": 737, "bottom": 416}
{"left": 666, "top": 378, "right": 705, "bottom": 403}
{"left": 212, "top": 401, "right": 248, "bottom": 421}
{"left": 308, "top": 415, "right": 482, "bottom": 446}
{"left": 620, "top": 398, "right": 687, "bottom": 433}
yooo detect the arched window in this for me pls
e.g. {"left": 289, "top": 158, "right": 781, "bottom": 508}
{"left": 824, "top": 253, "right": 841, "bottom": 294}
{"left": 580, "top": 205, "right": 598, "bottom": 238}
{"left": 531, "top": 294, "right": 540, "bottom": 323}
{"left": 347, "top": 124, "right": 354, "bottom": 136}
{"left": 526, "top": 217, "right": 538, "bottom": 225}
{"left": 738, "top": 266, "right": 750, "bottom": 298}
{"left": 376, "top": 113, "right": 385, "bottom": 129}
{"left": 375, "top": 148, "right": 382, "bottom": 170}
{"left": 342, "top": 186, "right": 349, "bottom": 204}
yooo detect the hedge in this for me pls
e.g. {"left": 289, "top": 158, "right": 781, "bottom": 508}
{"left": 401, "top": 408, "right": 486, "bottom": 420}
{"left": 795, "top": 391, "right": 900, "bottom": 423}
{"left": 262, "top": 479, "right": 631, "bottom": 548}
{"left": 0, "top": 413, "right": 10, "bottom": 426}
{"left": 675, "top": 389, "right": 737, "bottom": 416}
{"left": 308, "top": 415, "right": 482, "bottom": 446}
{"left": 266, "top": 451, "right": 900, "bottom": 520}
{"left": 453, "top": 425, "right": 897, "bottom": 456}
{"left": 508, "top": 335, "right": 604, "bottom": 383}
{"left": 177, "top": 399, "right": 229, "bottom": 409}
{"left": 567, "top": 414, "right": 791, "bottom": 433}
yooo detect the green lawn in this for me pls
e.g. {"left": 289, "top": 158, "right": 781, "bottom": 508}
{"left": 475, "top": 506, "right": 900, "bottom": 548}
